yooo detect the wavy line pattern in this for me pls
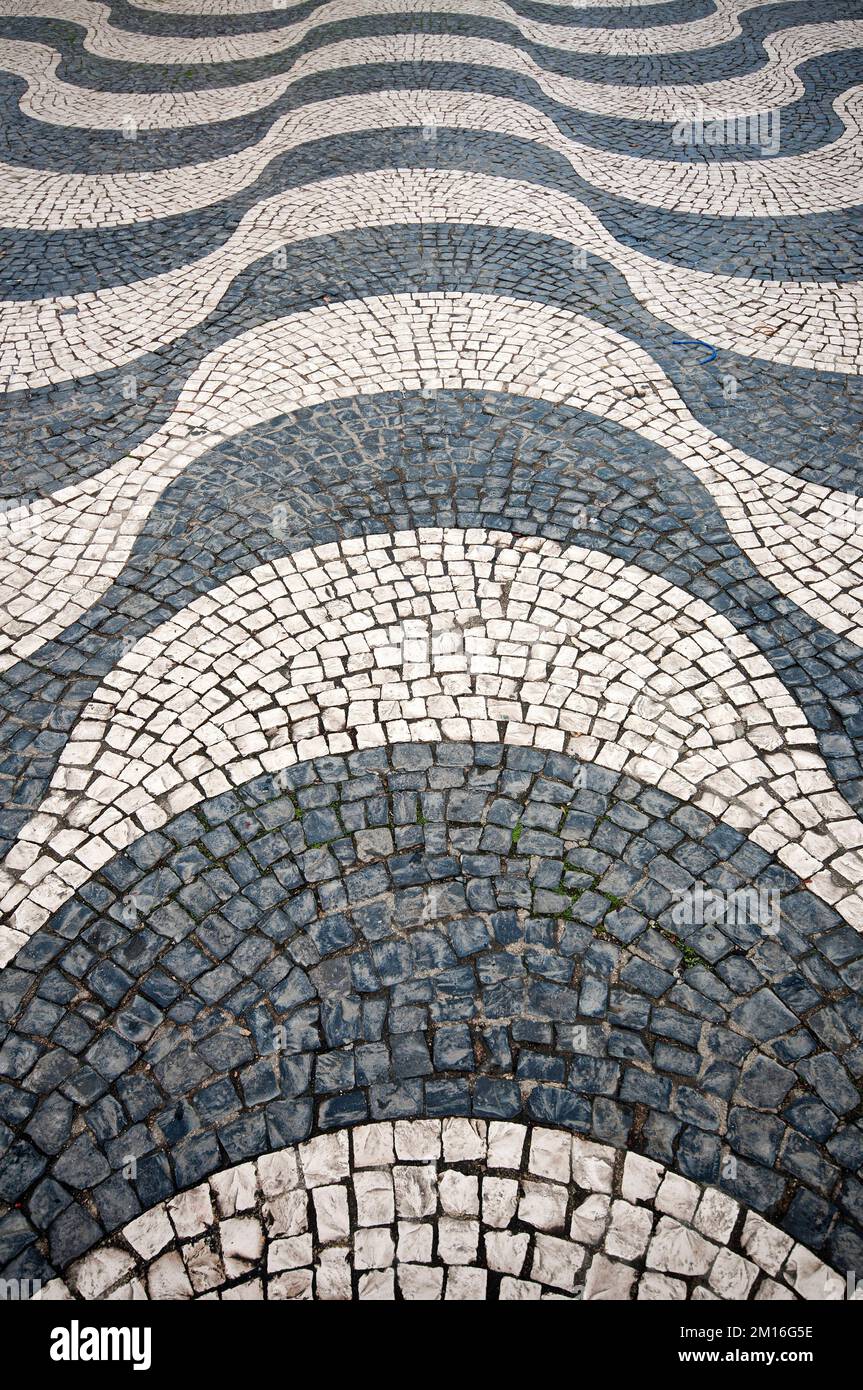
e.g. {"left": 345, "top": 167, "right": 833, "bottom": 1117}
{"left": 2, "top": 170, "right": 860, "bottom": 390}
{"left": 0, "top": 0, "right": 800, "bottom": 64}
{"left": 2, "top": 24, "right": 861, "bottom": 131}
{"left": 1, "top": 528, "right": 861, "bottom": 939}
{"left": 125, "top": 0, "right": 680, "bottom": 14}
{"left": 2, "top": 292, "right": 860, "bottom": 653}
{"left": 1, "top": 388, "right": 861, "bottom": 923}
{"left": 1, "top": 0, "right": 862, "bottom": 1300}
{"left": 8, "top": 0, "right": 862, "bottom": 109}
{"left": 3, "top": 87, "right": 863, "bottom": 230}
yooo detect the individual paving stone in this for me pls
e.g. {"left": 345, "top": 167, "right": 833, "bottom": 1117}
{"left": 694, "top": 1189, "right": 740, "bottom": 1245}
{"left": 30, "top": 1118, "right": 841, "bottom": 1302}
{"left": 605, "top": 1201, "right": 654, "bottom": 1262}
{"left": 621, "top": 1154, "right": 664, "bottom": 1205}
{"left": 646, "top": 1218, "right": 718, "bottom": 1279}
{"left": 571, "top": 1138, "right": 616, "bottom": 1195}
{"left": 354, "top": 1169, "right": 395, "bottom": 1228}
{"left": 528, "top": 1128, "right": 571, "bottom": 1184}
{"left": 655, "top": 1173, "right": 701, "bottom": 1224}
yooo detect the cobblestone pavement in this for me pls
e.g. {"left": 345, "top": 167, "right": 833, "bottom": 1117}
{"left": 0, "top": 0, "right": 861, "bottom": 1302}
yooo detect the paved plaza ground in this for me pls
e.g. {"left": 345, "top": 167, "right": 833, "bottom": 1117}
{"left": 0, "top": 0, "right": 862, "bottom": 1303}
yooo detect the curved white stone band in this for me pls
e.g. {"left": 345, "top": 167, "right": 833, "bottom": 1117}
{"left": 1, "top": 529, "right": 861, "bottom": 960}
{"left": 3, "top": 24, "right": 860, "bottom": 132}
{"left": 0, "top": 293, "right": 860, "bottom": 673}
{"left": 34, "top": 1122, "right": 850, "bottom": 1302}
{"left": 3, "top": 87, "right": 861, "bottom": 231}
{"left": 3, "top": 168, "right": 860, "bottom": 393}
{"left": 0, "top": 0, "right": 794, "bottom": 64}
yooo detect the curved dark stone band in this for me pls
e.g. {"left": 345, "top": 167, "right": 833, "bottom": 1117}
{"left": 0, "top": 743, "right": 861, "bottom": 1286}
{"left": 3, "top": 223, "right": 861, "bottom": 502}
{"left": 1, "top": 391, "right": 861, "bottom": 860}
{"left": 1, "top": 50, "right": 858, "bottom": 174}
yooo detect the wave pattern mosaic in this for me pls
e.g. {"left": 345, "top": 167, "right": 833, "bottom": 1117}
{"left": 0, "top": 0, "right": 861, "bottom": 1303}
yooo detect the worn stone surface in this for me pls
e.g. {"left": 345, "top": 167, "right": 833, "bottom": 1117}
{"left": 0, "top": 0, "right": 861, "bottom": 1302}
